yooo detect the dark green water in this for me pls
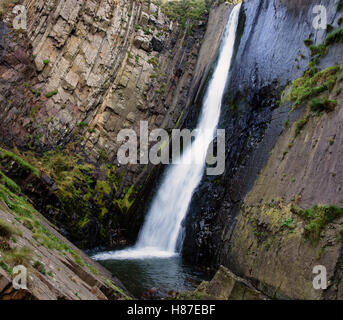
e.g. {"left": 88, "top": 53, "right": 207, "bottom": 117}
{"left": 98, "top": 256, "right": 210, "bottom": 299}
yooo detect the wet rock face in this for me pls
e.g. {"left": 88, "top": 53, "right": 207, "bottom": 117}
{"left": 183, "top": 0, "right": 341, "bottom": 267}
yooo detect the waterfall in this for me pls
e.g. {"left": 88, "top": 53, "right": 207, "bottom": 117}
{"left": 94, "top": 3, "right": 241, "bottom": 261}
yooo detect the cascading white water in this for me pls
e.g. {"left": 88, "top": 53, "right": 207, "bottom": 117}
{"left": 94, "top": 3, "right": 241, "bottom": 261}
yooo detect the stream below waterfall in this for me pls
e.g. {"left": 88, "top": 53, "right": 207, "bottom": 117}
{"left": 96, "top": 255, "right": 211, "bottom": 298}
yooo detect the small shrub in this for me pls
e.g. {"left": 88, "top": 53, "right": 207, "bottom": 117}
{"left": 294, "top": 118, "right": 308, "bottom": 137}
{"left": 304, "top": 38, "right": 313, "bottom": 46}
{"left": 2, "top": 247, "right": 32, "bottom": 265}
{"left": 77, "top": 122, "right": 88, "bottom": 129}
{"left": 289, "top": 65, "right": 340, "bottom": 107}
{"left": 87, "top": 264, "right": 99, "bottom": 275}
{"left": 33, "top": 260, "right": 46, "bottom": 275}
{"left": 325, "top": 27, "right": 343, "bottom": 46}
{"left": 310, "top": 97, "right": 337, "bottom": 113}
{"left": 45, "top": 89, "right": 58, "bottom": 98}
{"left": 143, "top": 27, "right": 150, "bottom": 35}
{"left": 281, "top": 218, "right": 295, "bottom": 229}
{"left": 98, "top": 149, "right": 107, "bottom": 162}
{"left": 326, "top": 24, "right": 334, "bottom": 33}
{"left": 0, "top": 171, "right": 21, "bottom": 194}
{"left": 159, "top": 83, "right": 166, "bottom": 95}
{"left": 0, "top": 219, "right": 22, "bottom": 239}
{"left": 294, "top": 205, "right": 343, "bottom": 244}
{"left": 0, "top": 262, "right": 11, "bottom": 274}
{"left": 31, "top": 88, "right": 41, "bottom": 97}
{"left": 148, "top": 57, "right": 159, "bottom": 68}
{"left": 71, "top": 251, "right": 85, "bottom": 267}
{"left": 0, "top": 148, "right": 40, "bottom": 176}
{"left": 43, "top": 59, "right": 50, "bottom": 65}
{"left": 309, "top": 44, "right": 327, "bottom": 57}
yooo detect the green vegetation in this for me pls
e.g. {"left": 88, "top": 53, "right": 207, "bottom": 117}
{"left": 113, "top": 186, "right": 135, "bottom": 214}
{"left": 0, "top": 170, "right": 21, "bottom": 194}
{"left": 0, "top": 169, "right": 98, "bottom": 277}
{"left": 148, "top": 57, "right": 159, "bottom": 68}
{"left": 0, "top": 219, "right": 22, "bottom": 239}
{"left": 33, "top": 260, "right": 46, "bottom": 275}
{"left": 87, "top": 264, "right": 99, "bottom": 275}
{"left": 282, "top": 24, "right": 343, "bottom": 144}
{"left": 339, "top": 1, "right": 343, "bottom": 11}
{"left": 160, "top": 0, "right": 207, "bottom": 29}
{"left": 0, "top": 0, "right": 19, "bottom": 18}
{"left": 98, "top": 149, "right": 108, "bottom": 162}
{"left": 158, "top": 83, "right": 167, "bottom": 95}
{"left": 289, "top": 65, "right": 340, "bottom": 107}
{"left": 1, "top": 247, "right": 32, "bottom": 266}
{"left": 105, "top": 278, "right": 131, "bottom": 300}
{"left": 0, "top": 144, "right": 137, "bottom": 249}
{"left": 0, "top": 148, "right": 40, "bottom": 176}
{"left": 0, "top": 179, "right": 68, "bottom": 253}
{"left": 45, "top": 89, "right": 58, "bottom": 98}
{"left": 325, "top": 27, "right": 343, "bottom": 46}
{"left": 143, "top": 27, "right": 151, "bottom": 35}
{"left": 307, "top": 27, "right": 343, "bottom": 59}
{"left": 43, "top": 59, "right": 50, "bottom": 65}
{"left": 329, "top": 137, "right": 335, "bottom": 145}
{"left": 303, "top": 38, "right": 313, "bottom": 46}
{"left": 77, "top": 121, "right": 88, "bottom": 129}
{"left": 264, "top": 235, "right": 276, "bottom": 251}
{"left": 326, "top": 24, "right": 334, "bottom": 33}
{"left": 310, "top": 97, "right": 337, "bottom": 113}
{"left": 281, "top": 218, "right": 295, "bottom": 230}
{"left": 294, "top": 117, "right": 308, "bottom": 138}
{"left": 31, "top": 88, "right": 41, "bottom": 97}
{"left": 292, "top": 204, "right": 343, "bottom": 244}
{"left": 71, "top": 251, "right": 86, "bottom": 267}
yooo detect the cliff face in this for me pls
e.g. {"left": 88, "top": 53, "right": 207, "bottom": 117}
{"left": 0, "top": 0, "right": 228, "bottom": 248}
{"left": 0, "top": 169, "right": 130, "bottom": 300}
{"left": 3, "top": 0, "right": 343, "bottom": 301}
{"left": 183, "top": 0, "right": 343, "bottom": 299}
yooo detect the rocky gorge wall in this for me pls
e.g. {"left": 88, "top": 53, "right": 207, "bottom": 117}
{"left": 2, "top": 0, "right": 343, "bottom": 301}
{"left": 0, "top": 0, "right": 232, "bottom": 249}
{"left": 183, "top": 0, "right": 343, "bottom": 299}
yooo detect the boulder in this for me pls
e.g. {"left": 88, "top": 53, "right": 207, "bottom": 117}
{"left": 140, "top": 12, "right": 150, "bottom": 25}
{"left": 195, "top": 266, "right": 267, "bottom": 300}
{"left": 133, "top": 36, "right": 152, "bottom": 52}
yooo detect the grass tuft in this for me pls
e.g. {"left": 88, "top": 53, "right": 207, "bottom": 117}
{"left": 292, "top": 205, "right": 343, "bottom": 244}
{"left": 0, "top": 219, "right": 22, "bottom": 239}
{"left": 310, "top": 97, "right": 337, "bottom": 113}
